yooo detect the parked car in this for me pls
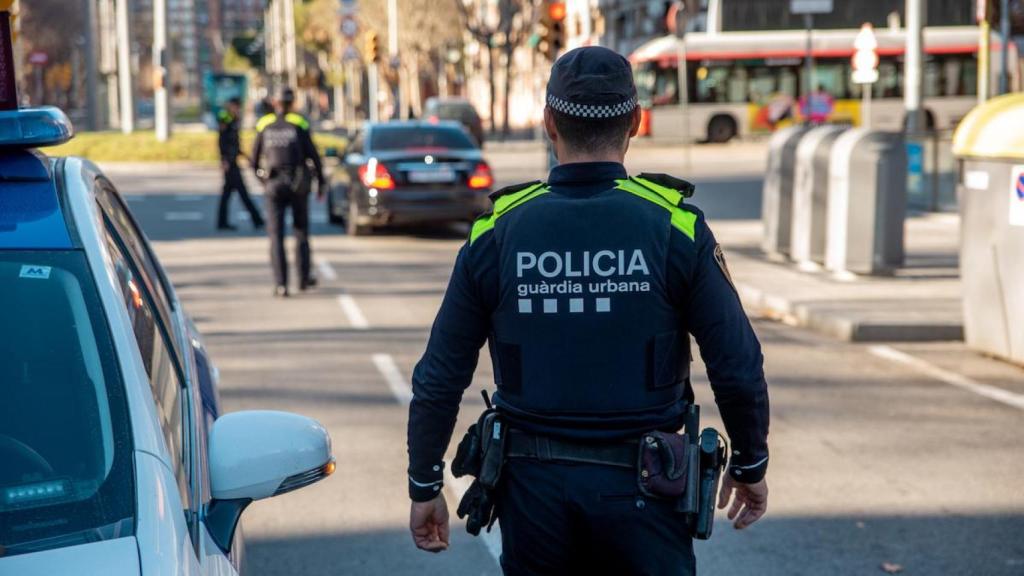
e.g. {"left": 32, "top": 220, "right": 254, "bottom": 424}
{"left": 424, "top": 97, "right": 485, "bottom": 147}
{"left": 326, "top": 120, "right": 494, "bottom": 236}
{"left": 0, "top": 106, "right": 334, "bottom": 574}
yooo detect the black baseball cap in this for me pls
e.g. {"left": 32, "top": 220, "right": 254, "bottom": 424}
{"left": 546, "top": 46, "right": 638, "bottom": 119}
{"left": 277, "top": 87, "right": 296, "bottom": 103}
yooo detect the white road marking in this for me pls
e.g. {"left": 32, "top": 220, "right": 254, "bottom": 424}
{"left": 164, "top": 211, "right": 204, "bottom": 221}
{"left": 337, "top": 294, "right": 369, "bottom": 329}
{"left": 370, "top": 352, "right": 503, "bottom": 565}
{"left": 869, "top": 345, "right": 1024, "bottom": 411}
{"left": 317, "top": 258, "right": 338, "bottom": 281}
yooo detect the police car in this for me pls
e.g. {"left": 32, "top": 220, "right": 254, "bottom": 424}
{"left": 0, "top": 109, "right": 334, "bottom": 572}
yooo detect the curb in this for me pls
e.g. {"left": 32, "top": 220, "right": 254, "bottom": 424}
{"left": 735, "top": 283, "right": 964, "bottom": 342}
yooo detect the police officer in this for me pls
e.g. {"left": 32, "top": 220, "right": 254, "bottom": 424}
{"left": 217, "top": 98, "right": 264, "bottom": 231}
{"left": 407, "top": 46, "right": 770, "bottom": 574}
{"left": 252, "top": 87, "right": 326, "bottom": 298}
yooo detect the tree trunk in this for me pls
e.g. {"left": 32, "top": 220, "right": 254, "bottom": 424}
{"left": 502, "top": 43, "right": 514, "bottom": 138}
{"left": 487, "top": 45, "right": 498, "bottom": 135}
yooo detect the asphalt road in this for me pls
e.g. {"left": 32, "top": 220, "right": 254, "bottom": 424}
{"left": 104, "top": 141, "right": 1024, "bottom": 576}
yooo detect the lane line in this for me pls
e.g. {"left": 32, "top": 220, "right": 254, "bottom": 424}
{"left": 164, "top": 211, "right": 204, "bottom": 221}
{"left": 869, "top": 345, "right": 1024, "bottom": 411}
{"left": 370, "top": 352, "right": 503, "bottom": 565}
{"left": 317, "top": 258, "right": 338, "bottom": 281}
{"left": 337, "top": 294, "right": 369, "bottom": 329}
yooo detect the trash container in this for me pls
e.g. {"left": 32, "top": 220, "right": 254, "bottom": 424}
{"left": 762, "top": 125, "right": 810, "bottom": 258}
{"left": 791, "top": 125, "right": 847, "bottom": 268}
{"left": 825, "top": 129, "right": 907, "bottom": 276}
{"left": 951, "top": 93, "right": 1024, "bottom": 364}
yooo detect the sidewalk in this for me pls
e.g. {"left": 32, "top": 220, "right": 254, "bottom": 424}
{"left": 715, "top": 214, "right": 964, "bottom": 342}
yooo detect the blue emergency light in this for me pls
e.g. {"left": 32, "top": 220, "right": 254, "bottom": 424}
{"left": 0, "top": 10, "right": 74, "bottom": 148}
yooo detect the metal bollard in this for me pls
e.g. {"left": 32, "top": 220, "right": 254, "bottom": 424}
{"left": 826, "top": 129, "right": 907, "bottom": 276}
{"left": 762, "top": 125, "right": 811, "bottom": 258}
{"left": 791, "top": 125, "right": 847, "bottom": 268}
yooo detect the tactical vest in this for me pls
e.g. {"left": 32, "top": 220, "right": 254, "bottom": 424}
{"left": 477, "top": 176, "right": 698, "bottom": 422}
{"left": 256, "top": 113, "right": 309, "bottom": 171}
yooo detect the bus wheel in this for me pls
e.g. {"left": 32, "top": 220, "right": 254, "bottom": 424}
{"left": 707, "top": 115, "right": 737, "bottom": 143}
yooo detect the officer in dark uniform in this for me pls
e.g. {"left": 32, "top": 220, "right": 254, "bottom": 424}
{"left": 252, "top": 87, "right": 326, "bottom": 297}
{"left": 217, "top": 98, "right": 264, "bottom": 231}
{"left": 406, "top": 46, "right": 770, "bottom": 574}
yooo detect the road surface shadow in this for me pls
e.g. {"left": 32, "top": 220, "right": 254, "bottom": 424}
{"left": 242, "top": 513, "right": 1024, "bottom": 576}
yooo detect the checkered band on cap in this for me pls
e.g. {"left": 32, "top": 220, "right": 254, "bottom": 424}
{"left": 547, "top": 94, "right": 638, "bottom": 118}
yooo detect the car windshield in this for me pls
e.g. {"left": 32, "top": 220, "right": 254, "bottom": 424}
{"left": 0, "top": 251, "right": 134, "bottom": 558}
{"left": 370, "top": 126, "right": 476, "bottom": 151}
{"left": 435, "top": 104, "right": 478, "bottom": 122}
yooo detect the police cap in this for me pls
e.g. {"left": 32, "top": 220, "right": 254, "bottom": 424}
{"left": 546, "top": 46, "right": 637, "bottom": 120}
{"left": 276, "top": 87, "right": 296, "bottom": 103}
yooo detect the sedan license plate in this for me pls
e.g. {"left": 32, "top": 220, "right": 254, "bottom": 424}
{"left": 408, "top": 168, "right": 456, "bottom": 184}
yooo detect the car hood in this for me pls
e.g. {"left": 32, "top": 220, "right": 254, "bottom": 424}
{"left": 0, "top": 536, "right": 140, "bottom": 576}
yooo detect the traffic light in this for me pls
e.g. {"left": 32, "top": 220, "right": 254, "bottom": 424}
{"left": 364, "top": 31, "right": 380, "bottom": 64}
{"left": 537, "top": 1, "right": 566, "bottom": 61}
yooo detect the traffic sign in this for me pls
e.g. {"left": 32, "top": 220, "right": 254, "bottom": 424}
{"left": 851, "top": 23, "right": 878, "bottom": 85}
{"left": 1010, "top": 166, "right": 1024, "bottom": 227}
{"left": 27, "top": 51, "right": 47, "bottom": 66}
{"left": 341, "top": 17, "right": 358, "bottom": 39}
{"left": 790, "top": 0, "right": 833, "bottom": 14}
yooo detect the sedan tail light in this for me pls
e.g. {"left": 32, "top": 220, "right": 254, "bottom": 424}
{"left": 358, "top": 159, "right": 395, "bottom": 190}
{"left": 468, "top": 163, "right": 493, "bottom": 190}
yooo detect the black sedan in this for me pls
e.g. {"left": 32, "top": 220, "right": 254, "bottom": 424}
{"left": 326, "top": 121, "right": 494, "bottom": 235}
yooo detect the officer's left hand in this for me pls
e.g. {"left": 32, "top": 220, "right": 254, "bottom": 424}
{"left": 410, "top": 493, "right": 450, "bottom": 553}
{"left": 717, "top": 476, "right": 768, "bottom": 530}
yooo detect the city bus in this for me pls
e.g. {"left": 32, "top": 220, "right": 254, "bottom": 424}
{"left": 631, "top": 18, "right": 1012, "bottom": 141}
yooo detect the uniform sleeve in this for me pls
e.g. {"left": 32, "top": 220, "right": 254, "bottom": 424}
{"left": 407, "top": 243, "right": 491, "bottom": 501}
{"left": 674, "top": 216, "right": 770, "bottom": 483}
{"left": 299, "top": 128, "right": 325, "bottom": 182}
{"left": 251, "top": 129, "right": 264, "bottom": 174}
{"left": 217, "top": 123, "right": 231, "bottom": 160}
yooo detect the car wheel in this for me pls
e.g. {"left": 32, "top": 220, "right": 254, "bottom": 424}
{"left": 707, "top": 115, "right": 737, "bottom": 143}
{"left": 347, "top": 195, "right": 371, "bottom": 236}
{"left": 327, "top": 191, "right": 345, "bottom": 225}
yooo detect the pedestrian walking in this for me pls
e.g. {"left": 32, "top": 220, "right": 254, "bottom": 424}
{"left": 251, "top": 87, "right": 326, "bottom": 298}
{"left": 217, "top": 98, "right": 264, "bottom": 231}
{"left": 406, "top": 46, "right": 770, "bottom": 574}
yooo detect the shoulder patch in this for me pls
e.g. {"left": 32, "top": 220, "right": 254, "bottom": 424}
{"left": 714, "top": 243, "right": 737, "bottom": 293}
{"left": 636, "top": 173, "right": 696, "bottom": 199}
{"left": 488, "top": 180, "right": 543, "bottom": 202}
{"left": 470, "top": 182, "right": 549, "bottom": 245}
{"left": 255, "top": 113, "right": 277, "bottom": 132}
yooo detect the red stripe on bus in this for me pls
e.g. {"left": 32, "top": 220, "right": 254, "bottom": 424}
{"left": 636, "top": 44, "right": 979, "bottom": 63}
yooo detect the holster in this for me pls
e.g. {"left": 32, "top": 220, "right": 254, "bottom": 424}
{"left": 636, "top": 405, "right": 728, "bottom": 540}
{"left": 451, "top": 409, "right": 506, "bottom": 536}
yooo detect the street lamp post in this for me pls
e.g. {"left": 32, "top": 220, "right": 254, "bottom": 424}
{"left": 153, "top": 0, "right": 172, "bottom": 141}
{"left": 115, "top": 0, "right": 134, "bottom": 133}
{"left": 904, "top": 0, "right": 925, "bottom": 133}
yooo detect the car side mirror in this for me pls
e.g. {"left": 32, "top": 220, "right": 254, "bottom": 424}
{"left": 206, "top": 410, "right": 334, "bottom": 552}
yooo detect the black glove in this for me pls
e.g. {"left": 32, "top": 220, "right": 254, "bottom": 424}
{"left": 456, "top": 479, "right": 497, "bottom": 536}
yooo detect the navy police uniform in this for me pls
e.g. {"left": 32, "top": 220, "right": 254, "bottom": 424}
{"left": 217, "top": 106, "right": 264, "bottom": 230}
{"left": 407, "top": 47, "right": 769, "bottom": 575}
{"left": 251, "top": 96, "right": 325, "bottom": 293}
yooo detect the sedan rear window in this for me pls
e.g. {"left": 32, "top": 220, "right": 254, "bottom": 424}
{"left": 370, "top": 126, "right": 476, "bottom": 151}
{"left": 0, "top": 251, "right": 134, "bottom": 558}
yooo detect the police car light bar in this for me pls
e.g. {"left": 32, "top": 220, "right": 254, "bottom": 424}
{"left": 0, "top": 106, "right": 74, "bottom": 148}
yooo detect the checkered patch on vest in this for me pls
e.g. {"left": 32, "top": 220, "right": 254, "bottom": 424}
{"left": 546, "top": 94, "right": 638, "bottom": 118}
{"left": 714, "top": 244, "right": 736, "bottom": 292}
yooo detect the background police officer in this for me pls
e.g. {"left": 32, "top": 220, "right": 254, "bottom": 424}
{"left": 217, "top": 97, "right": 264, "bottom": 231}
{"left": 406, "top": 46, "right": 769, "bottom": 574}
{"left": 252, "top": 87, "right": 326, "bottom": 298}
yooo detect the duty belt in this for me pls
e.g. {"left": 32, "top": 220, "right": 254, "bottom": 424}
{"left": 506, "top": 429, "right": 637, "bottom": 469}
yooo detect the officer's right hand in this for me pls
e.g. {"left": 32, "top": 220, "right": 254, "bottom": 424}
{"left": 410, "top": 493, "right": 450, "bottom": 553}
{"left": 717, "top": 476, "right": 768, "bottom": 530}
